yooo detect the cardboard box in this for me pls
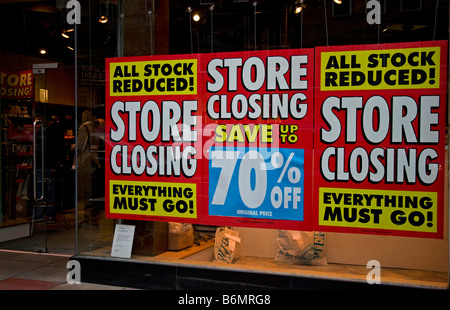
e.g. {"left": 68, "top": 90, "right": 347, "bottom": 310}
{"left": 125, "top": 221, "right": 168, "bottom": 256}
{"left": 169, "top": 229, "right": 194, "bottom": 250}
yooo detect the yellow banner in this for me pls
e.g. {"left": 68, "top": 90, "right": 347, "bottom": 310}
{"left": 109, "top": 59, "right": 197, "bottom": 96}
{"left": 320, "top": 46, "right": 440, "bottom": 91}
{"left": 109, "top": 180, "right": 197, "bottom": 219}
{"left": 319, "top": 187, "right": 437, "bottom": 233}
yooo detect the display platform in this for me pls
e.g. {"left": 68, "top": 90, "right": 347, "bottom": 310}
{"left": 72, "top": 239, "right": 448, "bottom": 290}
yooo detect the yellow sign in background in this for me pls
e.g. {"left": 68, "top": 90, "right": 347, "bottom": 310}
{"left": 109, "top": 180, "right": 197, "bottom": 219}
{"left": 109, "top": 59, "right": 197, "bottom": 96}
{"left": 320, "top": 46, "right": 440, "bottom": 91}
{"left": 319, "top": 187, "right": 437, "bottom": 233}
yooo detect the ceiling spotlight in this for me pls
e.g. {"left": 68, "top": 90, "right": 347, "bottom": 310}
{"left": 334, "top": 0, "right": 342, "bottom": 4}
{"left": 193, "top": 13, "right": 200, "bottom": 22}
{"left": 39, "top": 49, "right": 47, "bottom": 55}
{"left": 63, "top": 28, "right": 75, "bottom": 37}
{"left": 99, "top": 0, "right": 110, "bottom": 23}
{"left": 99, "top": 15, "right": 108, "bottom": 23}
{"left": 294, "top": 0, "right": 304, "bottom": 13}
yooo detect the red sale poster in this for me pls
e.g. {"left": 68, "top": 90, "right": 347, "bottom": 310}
{"left": 104, "top": 48, "right": 315, "bottom": 230}
{"left": 1, "top": 70, "right": 33, "bottom": 99}
{"left": 105, "top": 54, "right": 203, "bottom": 224}
{"left": 200, "top": 49, "right": 314, "bottom": 230}
{"left": 313, "top": 41, "right": 448, "bottom": 238}
{"left": 105, "top": 41, "right": 447, "bottom": 238}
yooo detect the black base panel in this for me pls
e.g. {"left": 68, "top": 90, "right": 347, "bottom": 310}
{"left": 70, "top": 255, "right": 430, "bottom": 291}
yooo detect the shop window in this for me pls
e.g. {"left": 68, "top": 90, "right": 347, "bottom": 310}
{"left": 1, "top": 0, "right": 447, "bottom": 290}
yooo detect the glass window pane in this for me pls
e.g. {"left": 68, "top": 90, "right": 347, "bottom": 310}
{"left": 70, "top": 0, "right": 449, "bottom": 289}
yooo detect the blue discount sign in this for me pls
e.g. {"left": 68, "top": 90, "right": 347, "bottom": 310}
{"left": 208, "top": 146, "right": 305, "bottom": 221}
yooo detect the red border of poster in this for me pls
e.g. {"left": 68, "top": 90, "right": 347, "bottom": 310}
{"left": 199, "top": 49, "right": 314, "bottom": 230}
{"left": 104, "top": 49, "right": 315, "bottom": 230}
{"left": 105, "top": 54, "right": 203, "bottom": 224}
{"left": 314, "top": 41, "right": 447, "bottom": 238}
{"left": 104, "top": 40, "right": 447, "bottom": 238}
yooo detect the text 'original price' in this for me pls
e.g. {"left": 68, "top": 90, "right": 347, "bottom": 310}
{"left": 208, "top": 147, "right": 305, "bottom": 221}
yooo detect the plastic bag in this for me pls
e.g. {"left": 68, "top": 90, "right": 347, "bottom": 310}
{"left": 275, "top": 230, "right": 327, "bottom": 266}
{"left": 214, "top": 227, "right": 241, "bottom": 264}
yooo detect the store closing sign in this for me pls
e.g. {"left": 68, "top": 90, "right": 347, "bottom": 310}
{"left": 314, "top": 41, "right": 447, "bottom": 238}
{"left": 0, "top": 70, "right": 33, "bottom": 99}
{"left": 105, "top": 49, "right": 314, "bottom": 229}
{"left": 203, "top": 49, "right": 314, "bottom": 230}
{"left": 105, "top": 54, "right": 200, "bottom": 223}
{"left": 105, "top": 40, "right": 447, "bottom": 238}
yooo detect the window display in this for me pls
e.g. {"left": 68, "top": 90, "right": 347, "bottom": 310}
{"left": 97, "top": 38, "right": 448, "bottom": 289}
{"left": 0, "top": 0, "right": 448, "bottom": 290}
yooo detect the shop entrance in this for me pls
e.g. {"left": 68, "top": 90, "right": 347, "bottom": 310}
{"left": 0, "top": 62, "right": 76, "bottom": 254}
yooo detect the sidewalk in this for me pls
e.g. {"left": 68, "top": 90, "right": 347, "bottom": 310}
{"left": 0, "top": 249, "right": 135, "bottom": 290}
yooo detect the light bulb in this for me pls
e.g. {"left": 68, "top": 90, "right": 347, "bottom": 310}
{"left": 99, "top": 15, "right": 108, "bottom": 23}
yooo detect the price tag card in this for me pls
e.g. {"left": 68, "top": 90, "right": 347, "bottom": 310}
{"left": 111, "top": 224, "right": 135, "bottom": 258}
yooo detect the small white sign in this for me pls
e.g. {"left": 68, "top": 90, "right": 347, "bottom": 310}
{"left": 111, "top": 224, "right": 135, "bottom": 258}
